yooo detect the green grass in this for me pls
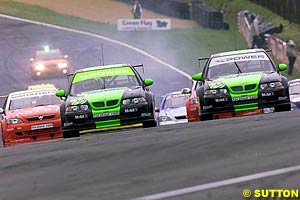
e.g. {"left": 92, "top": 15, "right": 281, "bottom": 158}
{"left": 0, "top": 0, "right": 298, "bottom": 79}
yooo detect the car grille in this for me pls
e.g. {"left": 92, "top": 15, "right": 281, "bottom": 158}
{"left": 92, "top": 99, "right": 119, "bottom": 108}
{"left": 92, "top": 102, "right": 105, "bottom": 108}
{"left": 175, "top": 115, "right": 187, "bottom": 120}
{"left": 24, "top": 127, "right": 60, "bottom": 135}
{"left": 231, "top": 86, "right": 243, "bottom": 92}
{"left": 230, "top": 84, "right": 257, "bottom": 92}
{"left": 245, "top": 84, "right": 256, "bottom": 90}
{"left": 107, "top": 100, "right": 118, "bottom": 106}
{"left": 27, "top": 114, "right": 55, "bottom": 121}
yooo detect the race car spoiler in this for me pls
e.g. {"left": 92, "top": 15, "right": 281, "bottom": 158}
{"left": 132, "top": 64, "right": 144, "bottom": 74}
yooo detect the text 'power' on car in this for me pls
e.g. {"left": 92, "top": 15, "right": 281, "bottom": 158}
{"left": 157, "top": 89, "right": 191, "bottom": 125}
{"left": 30, "top": 45, "right": 70, "bottom": 79}
{"left": 190, "top": 48, "right": 291, "bottom": 121}
{"left": 56, "top": 63, "right": 157, "bottom": 138}
{"left": 0, "top": 84, "right": 63, "bottom": 147}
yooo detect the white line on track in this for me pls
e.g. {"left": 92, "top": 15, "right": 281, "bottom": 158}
{"left": 132, "top": 164, "right": 300, "bottom": 200}
{"left": 0, "top": 14, "right": 191, "bottom": 79}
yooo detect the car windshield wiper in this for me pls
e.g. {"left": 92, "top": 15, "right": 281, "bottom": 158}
{"left": 234, "top": 62, "right": 242, "bottom": 74}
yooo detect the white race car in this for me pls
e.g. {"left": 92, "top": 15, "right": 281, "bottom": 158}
{"left": 157, "top": 89, "right": 191, "bottom": 125}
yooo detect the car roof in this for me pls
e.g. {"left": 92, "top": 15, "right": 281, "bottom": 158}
{"left": 211, "top": 48, "right": 266, "bottom": 58}
{"left": 75, "top": 63, "right": 132, "bottom": 73}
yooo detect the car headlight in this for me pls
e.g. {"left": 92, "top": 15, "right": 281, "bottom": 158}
{"left": 66, "top": 105, "right": 89, "bottom": 112}
{"left": 58, "top": 62, "right": 68, "bottom": 68}
{"left": 7, "top": 118, "right": 23, "bottom": 125}
{"left": 189, "top": 98, "right": 198, "bottom": 105}
{"left": 80, "top": 105, "right": 89, "bottom": 111}
{"left": 260, "top": 82, "right": 283, "bottom": 90}
{"left": 34, "top": 64, "right": 45, "bottom": 71}
{"left": 122, "top": 97, "right": 146, "bottom": 105}
{"left": 159, "top": 115, "right": 172, "bottom": 122}
{"left": 204, "top": 88, "right": 227, "bottom": 95}
{"left": 66, "top": 106, "right": 79, "bottom": 112}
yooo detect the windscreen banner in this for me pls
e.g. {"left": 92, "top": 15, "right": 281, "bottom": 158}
{"left": 118, "top": 19, "right": 171, "bottom": 31}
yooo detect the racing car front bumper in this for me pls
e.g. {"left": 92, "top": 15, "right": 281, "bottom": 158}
{"left": 62, "top": 104, "right": 155, "bottom": 131}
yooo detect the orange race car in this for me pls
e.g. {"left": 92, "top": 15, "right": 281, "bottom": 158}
{"left": 186, "top": 81, "right": 200, "bottom": 122}
{"left": 30, "top": 45, "right": 70, "bottom": 79}
{"left": 0, "top": 86, "right": 62, "bottom": 147}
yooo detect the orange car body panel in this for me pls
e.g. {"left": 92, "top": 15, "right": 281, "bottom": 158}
{"left": 1, "top": 105, "right": 62, "bottom": 147}
{"left": 186, "top": 90, "right": 200, "bottom": 122}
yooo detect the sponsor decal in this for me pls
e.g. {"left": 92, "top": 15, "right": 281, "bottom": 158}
{"left": 73, "top": 67, "right": 135, "bottom": 83}
{"left": 141, "top": 113, "right": 151, "bottom": 117}
{"left": 261, "top": 92, "right": 274, "bottom": 97}
{"left": 232, "top": 96, "right": 258, "bottom": 102}
{"left": 75, "top": 114, "right": 88, "bottom": 119}
{"left": 71, "top": 97, "right": 87, "bottom": 105}
{"left": 31, "top": 123, "right": 54, "bottom": 130}
{"left": 215, "top": 98, "right": 228, "bottom": 103}
{"left": 210, "top": 52, "right": 268, "bottom": 67}
{"left": 203, "top": 105, "right": 213, "bottom": 109}
{"left": 125, "top": 108, "right": 138, "bottom": 113}
{"left": 93, "top": 112, "right": 120, "bottom": 118}
{"left": 11, "top": 90, "right": 55, "bottom": 100}
{"left": 209, "top": 82, "right": 226, "bottom": 89}
{"left": 118, "top": 19, "right": 171, "bottom": 31}
{"left": 278, "top": 96, "right": 288, "bottom": 100}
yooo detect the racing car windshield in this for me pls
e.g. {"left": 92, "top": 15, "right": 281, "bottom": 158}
{"left": 163, "top": 94, "right": 189, "bottom": 109}
{"left": 71, "top": 75, "right": 140, "bottom": 95}
{"left": 9, "top": 91, "right": 60, "bottom": 110}
{"left": 35, "top": 50, "right": 64, "bottom": 60}
{"left": 289, "top": 82, "right": 300, "bottom": 95}
{"left": 70, "top": 67, "right": 141, "bottom": 95}
{"left": 208, "top": 52, "right": 275, "bottom": 80}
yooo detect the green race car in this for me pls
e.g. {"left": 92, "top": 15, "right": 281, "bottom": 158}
{"left": 56, "top": 64, "right": 157, "bottom": 138}
{"left": 192, "top": 49, "right": 291, "bottom": 120}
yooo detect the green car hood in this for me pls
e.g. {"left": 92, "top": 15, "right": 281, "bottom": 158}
{"left": 207, "top": 72, "right": 264, "bottom": 112}
{"left": 207, "top": 72, "right": 263, "bottom": 92}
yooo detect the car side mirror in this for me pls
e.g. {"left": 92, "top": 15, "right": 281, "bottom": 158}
{"left": 56, "top": 89, "right": 66, "bottom": 98}
{"left": 278, "top": 63, "right": 288, "bottom": 71}
{"left": 192, "top": 73, "right": 203, "bottom": 81}
{"left": 0, "top": 108, "right": 4, "bottom": 114}
{"left": 144, "top": 78, "right": 154, "bottom": 86}
{"left": 29, "top": 58, "right": 34, "bottom": 62}
{"left": 155, "top": 107, "right": 160, "bottom": 113}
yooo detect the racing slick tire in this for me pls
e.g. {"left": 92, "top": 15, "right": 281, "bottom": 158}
{"left": 143, "top": 120, "right": 157, "bottom": 128}
{"left": 63, "top": 130, "right": 80, "bottom": 138}
{"left": 275, "top": 103, "right": 291, "bottom": 112}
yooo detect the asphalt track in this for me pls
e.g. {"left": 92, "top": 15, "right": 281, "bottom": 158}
{"left": 0, "top": 17, "right": 300, "bottom": 200}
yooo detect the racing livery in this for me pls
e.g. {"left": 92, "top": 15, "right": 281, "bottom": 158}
{"left": 56, "top": 64, "right": 157, "bottom": 138}
{"left": 191, "top": 49, "right": 291, "bottom": 120}
{"left": 158, "top": 89, "right": 190, "bottom": 125}
{"left": 30, "top": 46, "right": 70, "bottom": 79}
{"left": 0, "top": 87, "right": 62, "bottom": 147}
{"left": 288, "top": 79, "right": 300, "bottom": 110}
{"left": 186, "top": 81, "right": 200, "bottom": 122}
